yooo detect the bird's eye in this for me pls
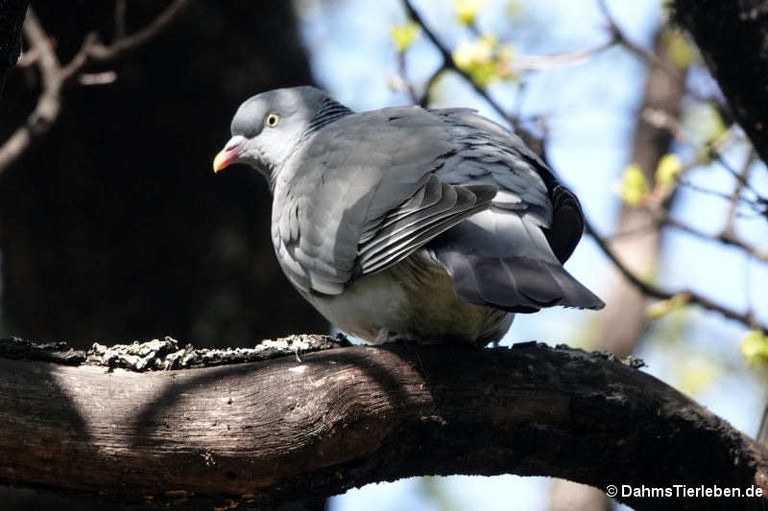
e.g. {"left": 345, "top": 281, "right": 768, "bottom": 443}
{"left": 265, "top": 113, "right": 280, "bottom": 128}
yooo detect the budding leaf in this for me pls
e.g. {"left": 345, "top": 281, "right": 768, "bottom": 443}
{"left": 453, "top": 34, "right": 515, "bottom": 87}
{"left": 390, "top": 22, "right": 420, "bottom": 53}
{"left": 655, "top": 153, "right": 682, "bottom": 188}
{"left": 618, "top": 163, "right": 648, "bottom": 206}
{"left": 740, "top": 330, "right": 768, "bottom": 367}
{"left": 664, "top": 31, "right": 695, "bottom": 70}
{"left": 455, "top": 0, "right": 486, "bottom": 26}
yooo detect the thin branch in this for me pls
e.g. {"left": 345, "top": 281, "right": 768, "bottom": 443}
{"left": 513, "top": 40, "right": 614, "bottom": 72}
{"left": 660, "top": 212, "right": 768, "bottom": 263}
{"left": 417, "top": 66, "right": 444, "bottom": 107}
{"left": 0, "top": 8, "right": 62, "bottom": 172}
{"left": 723, "top": 151, "right": 757, "bottom": 238}
{"left": 401, "top": 0, "right": 550, "bottom": 152}
{"left": 597, "top": 0, "right": 681, "bottom": 80}
{"left": 585, "top": 216, "right": 767, "bottom": 333}
{"left": 709, "top": 147, "right": 766, "bottom": 204}
{"left": 69, "top": 0, "right": 191, "bottom": 68}
{"left": 0, "top": 0, "right": 191, "bottom": 177}
{"left": 399, "top": 0, "right": 765, "bottom": 334}
{"left": 394, "top": 51, "right": 419, "bottom": 105}
{"left": 678, "top": 178, "right": 766, "bottom": 218}
{"left": 401, "top": 0, "right": 515, "bottom": 124}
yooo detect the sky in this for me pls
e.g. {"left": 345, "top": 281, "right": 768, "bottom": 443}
{"left": 294, "top": 0, "right": 768, "bottom": 509}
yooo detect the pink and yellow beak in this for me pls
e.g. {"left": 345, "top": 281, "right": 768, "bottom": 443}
{"left": 213, "top": 135, "right": 247, "bottom": 173}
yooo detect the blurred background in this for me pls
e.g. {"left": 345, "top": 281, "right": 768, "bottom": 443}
{"left": 0, "top": 0, "right": 766, "bottom": 510}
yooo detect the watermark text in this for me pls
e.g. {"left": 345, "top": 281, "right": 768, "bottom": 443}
{"left": 605, "top": 484, "right": 764, "bottom": 499}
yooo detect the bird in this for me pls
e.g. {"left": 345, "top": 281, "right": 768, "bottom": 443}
{"left": 213, "top": 86, "right": 603, "bottom": 347}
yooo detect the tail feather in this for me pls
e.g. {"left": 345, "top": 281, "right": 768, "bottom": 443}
{"left": 435, "top": 252, "right": 604, "bottom": 313}
{"left": 429, "top": 209, "right": 604, "bottom": 313}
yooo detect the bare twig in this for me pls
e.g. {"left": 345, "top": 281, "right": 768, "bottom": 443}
{"left": 657, "top": 210, "right": 768, "bottom": 263}
{"left": 678, "top": 178, "right": 766, "bottom": 218}
{"left": 400, "top": 0, "right": 544, "bottom": 150}
{"left": 78, "top": 71, "right": 118, "bottom": 86}
{"left": 513, "top": 40, "right": 614, "bottom": 72}
{"left": 723, "top": 151, "right": 757, "bottom": 237}
{"left": 597, "top": 0, "right": 681, "bottom": 79}
{"left": 0, "top": 0, "right": 191, "bottom": 177}
{"left": 709, "top": 147, "right": 766, "bottom": 204}
{"left": 394, "top": 52, "right": 419, "bottom": 105}
{"left": 402, "top": 0, "right": 510, "bottom": 117}
{"left": 73, "top": 0, "right": 191, "bottom": 66}
{"left": 0, "top": 8, "right": 62, "bottom": 172}
{"left": 585, "top": 216, "right": 767, "bottom": 333}
{"left": 399, "top": 0, "right": 765, "bottom": 334}
{"left": 417, "top": 66, "right": 444, "bottom": 107}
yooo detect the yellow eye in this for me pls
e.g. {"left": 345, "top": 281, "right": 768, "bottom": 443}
{"left": 265, "top": 113, "right": 280, "bottom": 128}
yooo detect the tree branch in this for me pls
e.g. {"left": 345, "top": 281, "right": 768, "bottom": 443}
{"left": 0, "top": 8, "right": 63, "bottom": 173}
{"left": 0, "top": 338, "right": 766, "bottom": 510}
{"left": 398, "top": 0, "right": 766, "bottom": 335}
{"left": 59, "top": 0, "right": 191, "bottom": 82}
{"left": 0, "top": 0, "right": 191, "bottom": 176}
{"left": 672, "top": 0, "right": 768, "bottom": 164}
{"left": 585, "top": 216, "right": 767, "bottom": 333}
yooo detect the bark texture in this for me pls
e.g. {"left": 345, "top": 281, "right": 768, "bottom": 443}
{"left": 0, "top": 339, "right": 766, "bottom": 511}
{"left": 673, "top": 0, "right": 768, "bottom": 163}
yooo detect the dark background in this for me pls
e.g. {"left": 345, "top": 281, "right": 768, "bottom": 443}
{"left": 0, "top": 0, "right": 327, "bottom": 348}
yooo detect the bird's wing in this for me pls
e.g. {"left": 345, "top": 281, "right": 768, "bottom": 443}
{"left": 272, "top": 106, "right": 496, "bottom": 295}
{"left": 426, "top": 109, "right": 604, "bottom": 311}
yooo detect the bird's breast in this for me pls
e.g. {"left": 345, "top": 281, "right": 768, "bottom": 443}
{"left": 303, "top": 251, "right": 512, "bottom": 346}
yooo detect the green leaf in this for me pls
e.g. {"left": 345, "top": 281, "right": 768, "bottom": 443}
{"left": 655, "top": 153, "right": 682, "bottom": 188}
{"left": 452, "top": 34, "right": 515, "bottom": 87}
{"left": 683, "top": 102, "right": 727, "bottom": 147}
{"left": 390, "top": 22, "right": 420, "bottom": 53}
{"left": 455, "top": 0, "right": 486, "bottom": 26}
{"left": 740, "top": 330, "right": 768, "bottom": 367}
{"left": 664, "top": 31, "right": 695, "bottom": 70}
{"left": 618, "top": 163, "right": 648, "bottom": 206}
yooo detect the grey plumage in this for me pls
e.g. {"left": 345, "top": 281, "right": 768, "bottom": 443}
{"left": 213, "top": 86, "right": 604, "bottom": 346}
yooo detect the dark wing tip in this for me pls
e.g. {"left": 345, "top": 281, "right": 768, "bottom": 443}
{"left": 544, "top": 184, "right": 585, "bottom": 263}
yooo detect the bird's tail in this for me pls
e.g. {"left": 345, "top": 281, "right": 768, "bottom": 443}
{"left": 429, "top": 209, "right": 604, "bottom": 313}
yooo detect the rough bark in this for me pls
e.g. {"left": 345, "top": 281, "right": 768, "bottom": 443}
{"left": 673, "top": 0, "right": 768, "bottom": 163}
{"left": 0, "top": 338, "right": 766, "bottom": 511}
{"left": 0, "top": 0, "right": 28, "bottom": 98}
{"left": 549, "top": 24, "right": 688, "bottom": 511}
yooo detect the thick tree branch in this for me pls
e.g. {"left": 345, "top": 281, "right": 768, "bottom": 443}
{"left": 0, "top": 338, "right": 766, "bottom": 511}
{"left": 673, "top": 0, "right": 768, "bottom": 164}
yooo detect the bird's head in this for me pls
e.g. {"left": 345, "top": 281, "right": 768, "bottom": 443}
{"left": 213, "top": 86, "right": 349, "bottom": 181}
